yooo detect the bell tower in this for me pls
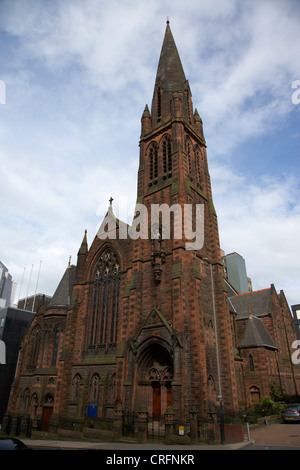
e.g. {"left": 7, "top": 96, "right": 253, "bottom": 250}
{"left": 137, "top": 21, "right": 216, "bottom": 260}
{"left": 122, "top": 21, "right": 239, "bottom": 419}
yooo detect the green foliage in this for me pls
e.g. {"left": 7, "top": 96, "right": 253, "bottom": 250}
{"left": 270, "top": 381, "right": 285, "bottom": 402}
{"left": 253, "top": 397, "right": 285, "bottom": 417}
{"left": 240, "top": 396, "right": 286, "bottom": 423}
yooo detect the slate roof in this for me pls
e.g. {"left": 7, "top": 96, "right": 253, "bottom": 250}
{"left": 239, "top": 314, "right": 277, "bottom": 350}
{"left": 227, "top": 287, "right": 278, "bottom": 349}
{"left": 48, "top": 265, "right": 76, "bottom": 308}
{"left": 224, "top": 278, "right": 239, "bottom": 313}
{"left": 225, "top": 279, "right": 239, "bottom": 299}
{"left": 230, "top": 288, "right": 271, "bottom": 319}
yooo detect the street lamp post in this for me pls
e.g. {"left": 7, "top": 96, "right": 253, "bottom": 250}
{"left": 204, "top": 257, "right": 225, "bottom": 445}
{"left": 218, "top": 395, "right": 225, "bottom": 445}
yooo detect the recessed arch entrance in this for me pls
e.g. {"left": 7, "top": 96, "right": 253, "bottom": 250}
{"left": 136, "top": 341, "right": 173, "bottom": 418}
{"left": 41, "top": 393, "right": 54, "bottom": 431}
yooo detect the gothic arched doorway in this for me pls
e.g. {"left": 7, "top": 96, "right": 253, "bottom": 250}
{"left": 250, "top": 386, "right": 260, "bottom": 405}
{"left": 137, "top": 342, "right": 173, "bottom": 418}
{"left": 41, "top": 393, "right": 54, "bottom": 431}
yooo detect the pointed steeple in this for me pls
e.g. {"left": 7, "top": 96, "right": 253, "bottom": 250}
{"left": 138, "top": 22, "right": 207, "bottom": 207}
{"left": 78, "top": 229, "right": 88, "bottom": 255}
{"left": 155, "top": 21, "right": 186, "bottom": 92}
{"left": 141, "top": 104, "right": 151, "bottom": 134}
{"left": 146, "top": 21, "right": 195, "bottom": 130}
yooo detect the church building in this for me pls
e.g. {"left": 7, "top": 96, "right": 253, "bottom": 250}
{"left": 4, "top": 22, "right": 299, "bottom": 437}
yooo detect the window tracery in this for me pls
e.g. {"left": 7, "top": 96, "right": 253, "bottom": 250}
{"left": 89, "top": 249, "right": 120, "bottom": 351}
{"left": 194, "top": 145, "right": 201, "bottom": 182}
{"left": 72, "top": 373, "right": 81, "bottom": 402}
{"left": 185, "top": 136, "right": 192, "bottom": 175}
{"left": 52, "top": 324, "right": 62, "bottom": 366}
{"left": 28, "top": 325, "right": 41, "bottom": 369}
{"left": 89, "top": 373, "right": 100, "bottom": 403}
{"left": 149, "top": 143, "right": 158, "bottom": 180}
{"left": 162, "top": 135, "right": 172, "bottom": 174}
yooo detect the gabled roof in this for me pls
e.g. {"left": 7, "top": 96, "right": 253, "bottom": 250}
{"left": 224, "top": 278, "right": 239, "bottom": 298}
{"left": 230, "top": 288, "right": 271, "bottom": 319}
{"left": 239, "top": 314, "right": 277, "bottom": 350}
{"left": 96, "top": 203, "right": 129, "bottom": 240}
{"left": 133, "top": 305, "right": 183, "bottom": 349}
{"left": 48, "top": 265, "right": 76, "bottom": 308}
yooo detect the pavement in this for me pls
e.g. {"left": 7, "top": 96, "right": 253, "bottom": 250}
{"left": 21, "top": 438, "right": 249, "bottom": 450}
{"left": 247, "top": 422, "right": 300, "bottom": 448}
{"left": 20, "top": 422, "right": 300, "bottom": 450}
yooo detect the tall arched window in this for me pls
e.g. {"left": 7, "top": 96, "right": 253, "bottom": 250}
{"left": 29, "top": 325, "right": 41, "bottom": 368}
{"left": 149, "top": 143, "right": 158, "bottom": 180}
{"left": 89, "top": 248, "right": 121, "bottom": 351}
{"left": 52, "top": 325, "right": 62, "bottom": 366}
{"left": 249, "top": 354, "right": 255, "bottom": 372}
{"left": 185, "top": 136, "right": 192, "bottom": 174}
{"left": 162, "top": 135, "right": 172, "bottom": 174}
{"left": 89, "top": 373, "right": 100, "bottom": 403}
{"left": 23, "top": 388, "right": 30, "bottom": 413}
{"left": 72, "top": 374, "right": 81, "bottom": 402}
{"left": 194, "top": 145, "right": 201, "bottom": 182}
{"left": 157, "top": 85, "right": 161, "bottom": 122}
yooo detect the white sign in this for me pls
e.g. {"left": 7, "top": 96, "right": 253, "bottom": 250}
{"left": 179, "top": 425, "right": 184, "bottom": 436}
{"left": 0, "top": 340, "right": 6, "bottom": 364}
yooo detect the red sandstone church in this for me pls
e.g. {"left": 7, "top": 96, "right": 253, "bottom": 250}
{"left": 4, "top": 22, "right": 299, "bottom": 436}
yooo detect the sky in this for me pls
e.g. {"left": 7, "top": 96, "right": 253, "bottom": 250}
{"left": 0, "top": 0, "right": 299, "bottom": 308}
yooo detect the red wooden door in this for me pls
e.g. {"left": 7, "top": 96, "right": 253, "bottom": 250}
{"left": 167, "top": 386, "right": 172, "bottom": 407}
{"left": 41, "top": 407, "right": 53, "bottom": 431}
{"left": 152, "top": 384, "right": 161, "bottom": 419}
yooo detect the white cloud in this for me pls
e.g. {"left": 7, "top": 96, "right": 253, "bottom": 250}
{"left": 212, "top": 164, "right": 300, "bottom": 304}
{"left": 0, "top": 0, "right": 299, "bottom": 308}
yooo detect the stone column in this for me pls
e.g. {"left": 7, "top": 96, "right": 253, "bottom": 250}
{"left": 137, "top": 406, "right": 148, "bottom": 441}
{"left": 20, "top": 414, "right": 31, "bottom": 437}
{"left": 10, "top": 414, "right": 21, "bottom": 436}
{"left": 114, "top": 403, "right": 124, "bottom": 438}
{"left": 164, "top": 406, "right": 175, "bottom": 438}
{"left": 49, "top": 412, "right": 60, "bottom": 434}
{"left": 189, "top": 406, "right": 199, "bottom": 442}
{"left": 31, "top": 414, "right": 41, "bottom": 434}
{"left": 1, "top": 412, "right": 12, "bottom": 435}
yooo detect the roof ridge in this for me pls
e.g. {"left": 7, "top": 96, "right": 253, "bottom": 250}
{"left": 233, "top": 287, "right": 270, "bottom": 298}
{"left": 48, "top": 265, "right": 76, "bottom": 308}
{"left": 239, "top": 314, "right": 277, "bottom": 349}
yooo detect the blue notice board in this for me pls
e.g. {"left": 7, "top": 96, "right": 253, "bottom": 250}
{"left": 87, "top": 405, "right": 98, "bottom": 417}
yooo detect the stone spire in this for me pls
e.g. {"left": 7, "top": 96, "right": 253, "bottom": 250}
{"left": 78, "top": 229, "right": 88, "bottom": 255}
{"left": 154, "top": 20, "right": 186, "bottom": 93}
{"left": 146, "top": 21, "right": 194, "bottom": 129}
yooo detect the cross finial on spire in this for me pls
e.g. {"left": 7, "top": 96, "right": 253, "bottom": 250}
{"left": 109, "top": 197, "right": 114, "bottom": 207}
{"left": 166, "top": 16, "right": 170, "bottom": 25}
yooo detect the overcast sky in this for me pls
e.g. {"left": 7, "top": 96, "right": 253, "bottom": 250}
{"left": 0, "top": 0, "right": 299, "bottom": 307}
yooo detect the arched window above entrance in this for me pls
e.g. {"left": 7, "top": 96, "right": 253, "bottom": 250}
{"left": 88, "top": 248, "right": 121, "bottom": 352}
{"left": 137, "top": 342, "right": 173, "bottom": 417}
